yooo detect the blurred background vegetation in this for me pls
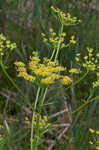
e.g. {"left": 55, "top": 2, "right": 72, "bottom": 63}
{"left": 0, "top": 0, "right": 99, "bottom": 149}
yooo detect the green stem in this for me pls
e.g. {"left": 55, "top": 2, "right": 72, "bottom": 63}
{"left": 65, "top": 69, "right": 89, "bottom": 91}
{"left": 50, "top": 48, "right": 56, "bottom": 60}
{"left": 31, "top": 87, "right": 40, "bottom": 150}
{"left": 34, "top": 88, "right": 44, "bottom": 149}
{"left": 45, "top": 94, "right": 99, "bottom": 132}
{"left": 40, "top": 88, "right": 48, "bottom": 106}
{"left": 0, "top": 59, "right": 32, "bottom": 109}
{"left": 55, "top": 95, "right": 99, "bottom": 124}
{"left": 55, "top": 24, "right": 64, "bottom": 61}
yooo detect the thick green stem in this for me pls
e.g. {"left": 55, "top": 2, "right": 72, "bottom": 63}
{"left": 31, "top": 87, "right": 40, "bottom": 150}
{"left": 55, "top": 24, "right": 64, "bottom": 61}
{"left": 34, "top": 88, "right": 44, "bottom": 149}
{"left": 40, "top": 88, "right": 48, "bottom": 106}
{"left": 50, "top": 48, "right": 56, "bottom": 60}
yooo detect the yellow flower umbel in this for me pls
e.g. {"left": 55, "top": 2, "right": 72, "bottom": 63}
{"left": 75, "top": 53, "right": 80, "bottom": 62}
{"left": 41, "top": 28, "right": 76, "bottom": 50}
{"left": 70, "top": 35, "right": 76, "bottom": 44}
{"left": 0, "top": 33, "right": 16, "bottom": 58}
{"left": 89, "top": 128, "right": 99, "bottom": 150}
{"left": 34, "top": 114, "right": 51, "bottom": 129}
{"left": 82, "top": 48, "right": 99, "bottom": 72}
{"left": 93, "top": 80, "right": 99, "bottom": 88}
{"left": 25, "top": 115, "right": 51, "bottom": 129}
{"left": 15, "top": 51, "right": 72, "bottom": 87}
{"left": 69, "top": 68, "right": 81, "bottom": 74}
{"left": 41, "top": 28, "right": 67, "bottom": 49}
{"left": 60, "top": 75, "right": 72, "bottom": 85}
{"left": 51, "top": 6, "right": 81, "bottom": 26}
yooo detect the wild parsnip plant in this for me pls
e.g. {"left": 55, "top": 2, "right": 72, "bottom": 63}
{"left": 0, "top": 5, "right": 99, "bottom": 150}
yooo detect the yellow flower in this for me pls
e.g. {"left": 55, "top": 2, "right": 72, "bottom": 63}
{"left": 11, "top": 43, "right": 16, "bottom": 50}
{"left": 96, "top": 73, "right": 99, "bottom": 77}
{"left": 15, "top": 52, "right": 67, "bottom": 86}
{"left": 6, "top": 40, "right": 11, "bottom": 44}
{"left": 75, "top": 57, "right": 80, "bottom": 62}
{"left": 6, "top": 44, "right": 11, "bottom": 48}
{"left": 89, "top": 128, "right": 95, "bottom": 133}
{"left": 41, "top": 33, "right": 46, "bottom": 37}
{"left": 69, "top": 68, "right": 81, "bottom": 74}
{"left": 62, "top": 32, "right": 66, "bottom": 37}
{"left": 96, "top": 53, "right": 99, "bottom": 57}
{"left": 76, "top": 53, "right": 80, "bottom": 56}
{"left": 49, "top": 28, "right": 54, "bottom": 33}
{"left": 89, "top": 141, "right": 93, "bottom": 145}
{"left": 84, "top": 56, "right": 88, "bottom": 60}
{"left": 93, "top": 80, "right": 99, "bottom": 88}
{"left": 60, "top": 76, "right": 72, "bottom": 85}
{"left": 70, "top": 35, "right": 76, "bottom": 44}
{"left": 96, "top": 131, "right": 99, "bottom": 135}
{"left": 51, "top": 6, "right": 81, "bottom": 26}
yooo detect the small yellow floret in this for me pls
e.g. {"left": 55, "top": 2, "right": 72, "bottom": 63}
{"left": 89, "top": 128, "right": 95, "bottom": 133}
{"left": 69, "top": 68, "right": 81, "bottom": 74}
{"left": 61, "top": 76, "right": 72, "bottom": 85}
{"left": 70, "top": 35, "right": 76, "bottom": 44}
{"left": 89, "top": 141, "right": 93, "bottom": 145}
{"left": 96, "top": 131, "right": 99, "bottom": 135}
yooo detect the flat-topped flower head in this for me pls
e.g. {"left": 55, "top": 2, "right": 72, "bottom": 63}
{"left": 15, "top": 51, "right": 72, "bottom": 87}
{"left": 33, "top": 114, "right": 51, "bottom": 129}
{"left": 69, "top": 68, "right": 81, "bottom": 74}
{"left": 0, "top": 33, "right": 16, "bottom": 58}
{"left": 51, "top": 6, "right": 81, "bottom": 26}
{"left": 82, "top": 48, "right": 99, "bottom": 72}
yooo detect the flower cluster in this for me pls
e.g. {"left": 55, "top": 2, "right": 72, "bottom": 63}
{"left": 51, "top": 6, "right": 81, "bottom": 26}
{"left": 34, "top": 114, "right": 51, "bottom": 129}
{"left": 0, "top": 124, "right": 4, "bottom": 143}
{"left": 41, "top": 28, "right": 67, "bottom": 49}
{"left": 0, "top": 34, "right": 16, "bottom": 57}
{"left": 75, "top": 48, "right": 99, "bottom": 72}
{"left": 82, "top": 48, "right": 99, "bottom": 71}
{"left": 93, "top": 80, "right": 99, "bottom": 88}
{"left": 70, "top": 35, "right": 76, "bottom": 44}
{"left": 89, "top": 128, "right": 99, "bottom": 150}
{"left": 25, "top": 115, "right": 51, "bottom": 129}
{"left": 93, "top": 54, "right": 99, "bottom": 88}
{"left": 75, "top": 53, "right": 80, "bottom": 62}
{"left": 41, "top": 28, "right": 76, "bottom": 50}
{"left": 15, "top": 52, "right": 72, "bottom": 86}
{"left": 69, "top": 68, "right": 81, "bottom": 74}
